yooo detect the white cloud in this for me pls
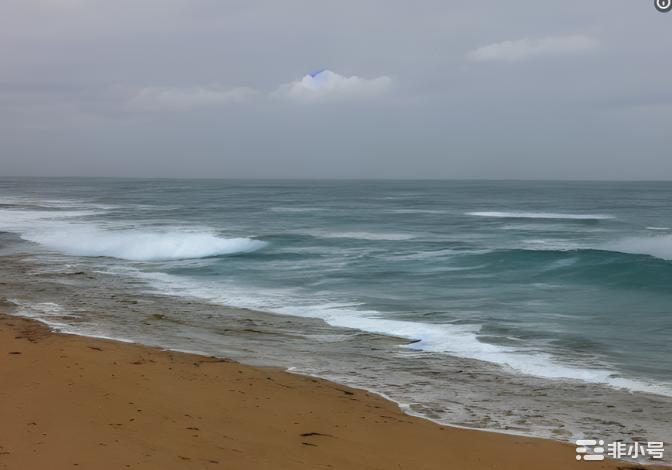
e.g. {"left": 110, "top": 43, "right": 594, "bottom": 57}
{"left": 127, "top": 85, "right": 257, "bottom": 111}
{"left": 274, "top": 70, "right": 391, "bottom": 101}
{"left": 467, "top": 35, "right": 598, "bottom": 63}
{"left": 126, "top": 70, "right": 391, "bottom": 111}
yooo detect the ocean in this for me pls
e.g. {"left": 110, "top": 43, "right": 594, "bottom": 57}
{"left": 1, "top": 178, "right": 670, "bottom": 448}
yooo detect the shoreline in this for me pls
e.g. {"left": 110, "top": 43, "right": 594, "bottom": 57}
{"left": 1, "top": 218, "right": 671, "bottom": 457}
{"left": 0, "top": 311, "right": 661, "bottom": 470}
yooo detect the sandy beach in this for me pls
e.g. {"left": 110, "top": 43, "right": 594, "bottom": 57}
{"left": 0, "top": 311, "right": 658, "bottom": 470}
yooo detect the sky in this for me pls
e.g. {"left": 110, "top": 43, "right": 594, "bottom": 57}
{"left": 1, "top": 0, "right": 671, "bottom": 180}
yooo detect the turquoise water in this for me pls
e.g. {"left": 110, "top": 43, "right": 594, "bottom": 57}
{"left": 1, "top": 178, "right": 671, "bottom": 395}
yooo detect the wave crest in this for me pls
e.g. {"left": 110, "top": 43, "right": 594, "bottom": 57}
{"left": 468, "top": 211, "right": 614, "bottom": 220}
{"left": 24, "top": 229, "right": 266, "bottom": 261}
{"left": 304, "top": 230, "right": 415, "bottom": 241}
{"left": 604, "top": 235, "right": 672, "bottom": 261}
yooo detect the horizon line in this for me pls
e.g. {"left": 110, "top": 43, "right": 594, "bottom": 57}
{"left": 2, "top": 175, "right": 672, "bottom": 183}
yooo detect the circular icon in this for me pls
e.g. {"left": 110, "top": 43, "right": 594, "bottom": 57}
{"left": 656, "top": 0, "right": 672, "bottom": 13}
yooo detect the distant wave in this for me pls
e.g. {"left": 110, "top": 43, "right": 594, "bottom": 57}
{"left": 0, "top": 196, "right": 116, "bottom": 211}
{"left": 269, "top": 207, "right": 321, "bottom": 213}
{"left": 468, "top": 211, "right": 614, "bottom": 220}
{"left": 23, "top": 229, "right": 266, "bottom": 261}
{"left": 306, "top": 231, "right": 416, "bottom": 241}
{"left": 478, "top": 242, "right": 672, "bottom": 263}
{"left": 387, "top": 209, "right": 446, "bottom": 214}
{"left": 519, "top": 239, "right": 582, "bottom": 251}
{"left": 603, "top": 235, "right": 672, "bottom": 261}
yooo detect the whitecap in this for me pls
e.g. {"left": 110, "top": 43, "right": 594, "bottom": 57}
{"left": 23, "top": 228, "right": 265, "bottom": 261}
{"left": 603, "top": 235, "right": 672, "bottom": 261}
{"left": 0, "top": 201, "right": 264, "bottom": 261}
{"left": 468, "top": 211, "right": 614, "bottom": 220}
{"left": 386, "top": 209, "right": 446, "bottom": 214}
{"left": 269, "top": 207, "right": 321, "bottom": 213}
{"left": 304, "top": 230, "right": 416, "bottom": 241}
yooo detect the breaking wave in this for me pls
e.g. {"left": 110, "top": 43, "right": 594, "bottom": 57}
{"left": 23, "top": 229, "right": 266, "bottom": 261}
{"left": 129, "top": 270, "right": 672, "bottom": 397}
{"left": 603, "top": 235, "right": 672, "bottom": 261}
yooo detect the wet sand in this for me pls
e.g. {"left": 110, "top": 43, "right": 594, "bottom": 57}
{"left": 0, "top": 313, "right": 658, "bottom": 470}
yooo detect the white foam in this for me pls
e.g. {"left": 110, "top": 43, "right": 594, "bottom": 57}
{"left": 520, "top": 239, "right": 582, "bottom": 251}
{"left": 468, "top": 211, "right": 614, "bottom": 220}
{"left": 0, "top": 196, "right": 116, "bottom": 210}
{"left": 284, "top": 306, "right": 671, "bottom": 395}
{"left": 23, "top": 228, "right": 265, "bottom": 261}
{"left": 7, "top": 299, "right": 139, "bottom": 342}
{"left": 0, "top": 205, "right": 265, "bottom": 261}
{"left": 8, "top": 299, "right": 76, "bottom": 332}
{"left": 11, "top": 301, "right": 67, "bottom": 317}
{"left": 269, "top": 207, "right": 321, "bottom": 213}
{"left": 387, "top": 209, "right": 446, "bottom": 214}
{"left": 131, "top": 270, "right": 672, "bottom": 397}
{"left": 603, "top": 235, "right": 672, "bottom": 261}
{"left": 305, "top": 230, "right": 416, "bottom": 241}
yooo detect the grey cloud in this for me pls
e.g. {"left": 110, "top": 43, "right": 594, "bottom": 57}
{"left": 127, "top": 86, "right": 258, "bottom": 111}
{"left": 467, "top": 35, "right": 599, "bottom": 62}
{"left": 1, "top": 0, "right": 672, "bottom": 179}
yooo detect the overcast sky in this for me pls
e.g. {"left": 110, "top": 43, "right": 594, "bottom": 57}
{"left": 2, "top": 0, "right": 671, "bottom": 179}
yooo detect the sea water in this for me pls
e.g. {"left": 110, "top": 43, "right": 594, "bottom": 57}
{"left": 1, "top": 178, "right": 670, "bottom": 450}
